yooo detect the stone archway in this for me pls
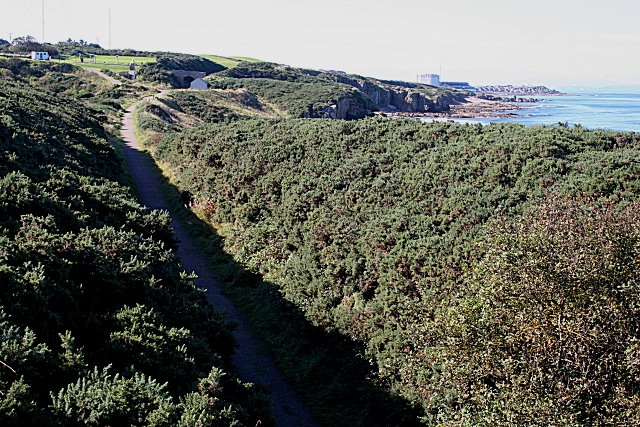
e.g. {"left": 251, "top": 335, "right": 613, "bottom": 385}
{"left": 170, "top": 70, "right": 207, "bottom": 88}
{"left": 183, "top": 75, "right": 195, "bottom": 88}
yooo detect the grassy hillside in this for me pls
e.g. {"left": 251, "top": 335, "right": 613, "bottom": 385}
{"left": 150, "top": 117, "right": 640, "bottom": 426}
{"left": 61, "top": 54, "right": 157, "bottom": 73}
{"left": 0, "top": 79, "right": 273, "bottom": 426}
{"left": 0, "top": 58, "right": 157, "bottom": 119}
{"left": 200, "top": 54, "right": 262, "bottom": 69}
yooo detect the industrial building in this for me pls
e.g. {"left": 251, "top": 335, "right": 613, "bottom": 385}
{"left": 417, "top": 73, "right": 440, "bottom": 86}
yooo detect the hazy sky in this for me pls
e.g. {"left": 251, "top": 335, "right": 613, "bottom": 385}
{"left": 1, "top": 0, "right": 639, "bottom": 87}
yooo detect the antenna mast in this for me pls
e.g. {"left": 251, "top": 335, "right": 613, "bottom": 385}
{"left": 42, "top": 0, "right": 45, "bottom": 43}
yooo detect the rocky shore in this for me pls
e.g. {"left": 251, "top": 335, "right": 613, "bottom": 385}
{"left": 475, "top": 84, "right": 560, "bottom": 95}
{"left": 385, "top": 96, "right": 542, "bottom": 119}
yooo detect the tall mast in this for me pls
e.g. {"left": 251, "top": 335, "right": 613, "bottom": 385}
{"left": 42, "top": 0, "right": 45, "bottom": 43}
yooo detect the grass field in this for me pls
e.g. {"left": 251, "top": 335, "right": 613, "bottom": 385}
{"left": 6, "top": 52, "right": 261, "bottom": 72}
{"left": 61, "top": 54, "right": 157, "bottom": 72}
{"left": 200, "top": 54, "right": 262, "bottom": 68}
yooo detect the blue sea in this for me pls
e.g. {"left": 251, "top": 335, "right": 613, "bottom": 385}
{"left": 420, "top": 93, "right": 640, "bottom": 133}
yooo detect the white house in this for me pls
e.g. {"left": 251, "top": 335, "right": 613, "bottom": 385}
{"left": 190, "top": 78, "right": 209, "bottom": 91}
{"left": 31, "top": 51, "right": 49, "bottom": 61}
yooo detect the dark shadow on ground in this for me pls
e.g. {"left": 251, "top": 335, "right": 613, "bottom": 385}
{"left": 120, "top": 139, "right": 424, "bottom": 427}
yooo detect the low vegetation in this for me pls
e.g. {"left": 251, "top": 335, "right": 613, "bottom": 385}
{"left": 0, "top": 78, "right": 273, "bottom": 426}
{"left": 150, "top": 117, "right": 640, "bottom": 425}
{"left": 4, "top": 37, "right": 640, "bottom": 426}
{"left": 199, "top": 55, "right": 262, "bottom": 69}
{"left": 0, "top": 58, "right": 155, "bottom": 119}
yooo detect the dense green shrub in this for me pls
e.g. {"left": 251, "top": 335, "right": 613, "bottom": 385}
{"left": 154, "top": 117, "right": 640, "bottom": 424}
{"left": 218, "top": 61, "right": 322, "bottom": 82}
{"left": 209, "top": 76, "right": 373, "bottom": 118}
{"left": 0, "top": 58, "right": 74, "bottom": 78}
{"left": 0, "top": 80, "right": 273, "bottom": 426}
{"left": 138, "top": 63, "right": 180, "bottom": 88}
{"left": 156, "top": 54, "right": 225, "bottom": 74}
{"left": 427, "top": 196, "right": 640, "bottom": 426}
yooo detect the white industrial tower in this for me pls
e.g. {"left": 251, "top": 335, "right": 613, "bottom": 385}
{"left": 417, "top": 74, "right": 441, "bottom": 87}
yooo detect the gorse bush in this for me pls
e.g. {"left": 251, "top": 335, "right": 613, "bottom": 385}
{"left": 138, "top": 63, "right": 180, "bottom": 88}
{"left": 153, "top": 116, "right": 640, "bottom": 425}
{"left": 0, "top": 80, "right": 273, "bottom": 426}
{"left": 429, "top": 196, "right": 640, "bottom": 426}
{"left": 155, "top": 54, "right": 226, "bottom": 74}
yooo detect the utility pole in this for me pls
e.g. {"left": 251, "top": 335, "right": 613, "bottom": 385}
{"left": 8, "top": 32, "right": 12, "bottom": 43}
{"left": 42, "top": 0, "right": 45, "bottom": 43}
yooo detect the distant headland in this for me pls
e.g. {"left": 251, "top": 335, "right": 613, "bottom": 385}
{"left": 475, "top": 84, "right": 561, "bottom": 95}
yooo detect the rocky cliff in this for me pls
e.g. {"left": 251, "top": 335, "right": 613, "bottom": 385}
{"left": 325, "top": 74, "right": 466, "bottom": 114}
{"left": 213, "top": 62, "right": 468, "bottom": 119}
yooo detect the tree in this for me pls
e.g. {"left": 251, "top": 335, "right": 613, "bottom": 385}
{"left": 7, "top": 35, "right": 58, "bottom": 57}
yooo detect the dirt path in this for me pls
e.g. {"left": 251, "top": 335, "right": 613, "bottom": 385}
{"left": 81, "top": 67, "right": 122, "bottom": 85}
{"left": 121, "top": 100, "right": 318, "bottom": 427}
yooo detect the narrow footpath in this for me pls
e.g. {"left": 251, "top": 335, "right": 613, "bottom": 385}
{"left": 121, "top": 101, "right": 318, "bottom": 427}
{"left": 81, "top": 67, "right": 122, "bottom": 85}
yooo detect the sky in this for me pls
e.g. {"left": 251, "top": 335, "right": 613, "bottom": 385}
{"left": 1, "top": 0, "right": 639, "bottom": 88}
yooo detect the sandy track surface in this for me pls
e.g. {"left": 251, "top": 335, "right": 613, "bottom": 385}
{"left": 121, "top": 100, "right": 318, "bottom": 427}
{"left": 81, "top": 67, "right": 122, "bottom": 85}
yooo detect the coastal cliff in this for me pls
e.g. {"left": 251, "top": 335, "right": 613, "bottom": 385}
{"left": 210, "top": 62, "right": 467, "bottom": 119}
{"left": 324, "top": 73, "right": 467, "bottom": 113}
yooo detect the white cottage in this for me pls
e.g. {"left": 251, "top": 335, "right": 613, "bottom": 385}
{"left": 31, "top": 51, "right": 49, "bottom": 61}
{"left": 190, "top": 78, "right": 209, "bottom": 91}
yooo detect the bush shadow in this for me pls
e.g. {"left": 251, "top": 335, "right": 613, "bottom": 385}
{"left": 120, "top": 138, "right": 423, "bottom": 427}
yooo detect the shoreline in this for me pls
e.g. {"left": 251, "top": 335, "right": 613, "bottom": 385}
{"left": 387, "top": 97, "right": 542, "bottom": 120}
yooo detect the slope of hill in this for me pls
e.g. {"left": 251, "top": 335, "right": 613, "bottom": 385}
{"left": 151, "top": 116, "right": 640, "bottom": 426}
{"left": 0, "top": 79, "right": 273, "bottom": 426}
{"left": 7, "top": 43, "right": 640, "bottom": 426}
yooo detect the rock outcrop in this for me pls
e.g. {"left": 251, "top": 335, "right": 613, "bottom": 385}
{"left": 476, "top": 85, "right": 560, "bottom": 95}
{"left": 326, "top": 74, "right": 463, "bottom": 114}
{"left": 314, "top": 95, "right": 373, "bottom": 120}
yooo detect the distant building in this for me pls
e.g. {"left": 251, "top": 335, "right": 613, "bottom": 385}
{"left": 417, "top": 74, "right": 440, "bottom": 86}
{"left": 31, "top": 51, "right": 49, "bottom": 61}
{"left": 320, "top": 69, "right": 347, "bottom": 75}
{"left": 190, "top": 78, "right": 209, "bottom": 91}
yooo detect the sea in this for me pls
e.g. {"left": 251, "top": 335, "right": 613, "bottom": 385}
{"left": 420, "top": 92, "right": 640, "bottom": 133}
